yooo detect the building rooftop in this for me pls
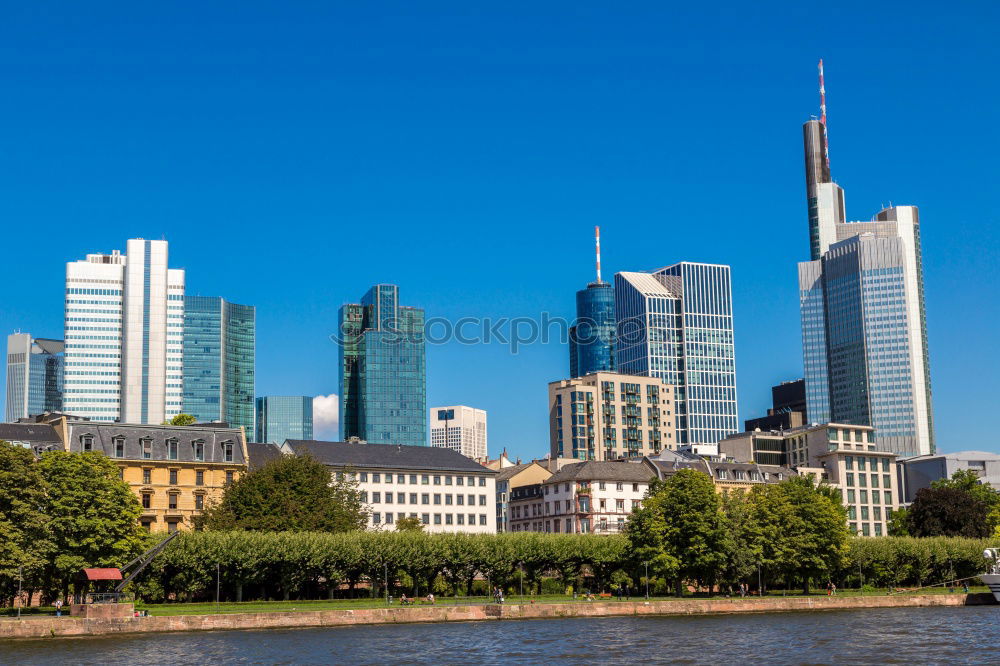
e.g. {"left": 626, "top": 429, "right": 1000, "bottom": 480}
{"left": 900, "top": 450, "right": 1000, "bottom": 463}
{"left": 246, "top": 442, "right": 283, "bottom": 470}
{"left": 284, "top": 440, "right": 496, "bottom": 474}
{"left": 616, "top": 272, "right": 680, "bottom": 298}
{"left": 546, "top": 461, "right": 655, "bottom": 484}
{"left": 0, "top": 422, "right": 62, "bottom": 449}
{"left": 64, "top": 421, "right": 247, "bottom": 464}
{"left": 495, "top": 462, "right": 536, "bottom": 482}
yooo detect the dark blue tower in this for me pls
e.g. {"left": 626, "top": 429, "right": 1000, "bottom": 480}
{"left": 569, "top": 227, "right": 616, "bottom": 377}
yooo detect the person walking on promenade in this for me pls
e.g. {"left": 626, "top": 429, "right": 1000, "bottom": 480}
{"left": 831, "top": 583, "right": 837, "bottom": 596}
{"left": 54, "top": 599, "right": 63, "bottom": 617}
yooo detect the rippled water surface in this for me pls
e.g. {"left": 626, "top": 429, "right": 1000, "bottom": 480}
{"left": 3, "top": 607, "right": 999, "bottom": 665}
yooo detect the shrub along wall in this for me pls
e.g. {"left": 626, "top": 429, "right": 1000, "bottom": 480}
{"left": 132, "top": 532, "right": 998, "bottom": 603}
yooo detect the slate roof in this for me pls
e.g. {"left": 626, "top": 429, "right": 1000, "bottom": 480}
{"left": 247, "top": 442, "right": 283, "bottom": 470}
{"left": 546, "top": 461, "right": 656, "bottom": 484}
{"left": 65, "top": 421, "right": 247, "bottom": 465}
{"left": 646, "top": 458, "right": 797, "bottom": 484}
{"left": 0, "top": 422, "right": 62, "bottom": 449}
{"left": 495, "top": 462, "right": 534, "bottom": 482}
{"left": 285, "top": 440, "right": 496, "bottom": 474}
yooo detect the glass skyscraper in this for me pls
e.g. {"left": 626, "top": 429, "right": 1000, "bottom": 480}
{"left": 339, "top": 284, "right": 427, "bottom": 447}
{"left": 615, "top": 262, "right": 737, "bottom": 446}
{"left": 5, "top": 333, "right": 64, "bottom": 421}
{"left": 797, "top": 116, "right": 933, "bottom": 457}
{"left": 569, "top": 282, "right": 616, "bottom": 378}
{"left": 182, "top": 296, "right": 255, "bottom": 433}
{"left": 255, "top": 396, "right": 313, "bottom": 443}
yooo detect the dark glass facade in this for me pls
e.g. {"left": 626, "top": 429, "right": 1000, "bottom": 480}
{"left": 569, "top": 282, "right": 616, "bottom": 378}
{"left": 182, "top": 296, "right": 255, "bottom": 433}
{"left": 339, "top": 284, "right": 427, "bottom": 447}
{"left": 255, "top": 395, "right": 313, "bottom": 443}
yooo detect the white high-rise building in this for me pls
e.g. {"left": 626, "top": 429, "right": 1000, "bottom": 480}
{"left": 430, "top": 406, "right": 487, "bottom": 460}
{"left": 62, "top": 239, "right": 185, "bottom": 423}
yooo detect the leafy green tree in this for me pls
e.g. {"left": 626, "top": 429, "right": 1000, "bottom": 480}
{"left": 907, "top": 486, "right": 991, "bottom": 538}
{"left": 930, "top": 469, "right": 1000, "bottom": 536}
{"left": 0, "top": 440, "right": 54, "bottom": 606}
{"left": 771, "top": 475, "right": 849, "bottom": 593}
{"left": 164, "top": 413, "right": 198, "bottom": 426}
{"left": 719, "top": 489, "right": 764, "bottom": 590}
{"left": 887, "top": 506, "right": 910, "bottom": 536}
{"left": 395, "top": 516, "right": 424, "bottom": 532}
{"left": 198, "top": 454, "right": 368, "bottom": 532}
{"left": 37, "top": 450, "right": 148, "bottom": 599}
{"left": 628, "top": 470, "right": 726, "bottom": 595}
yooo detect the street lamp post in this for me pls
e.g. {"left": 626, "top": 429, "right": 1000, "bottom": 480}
{"left": 384, "top": 563, "right": 389, "bottom": 606}
{"left": 519, "top": 563, "right": 524, "bottom": 600}
{"left": 643, "top": 561, "right": 649, "bottom": 599}
{"left": 758, "top": 564, "right": 762, "bottom": 598}
{"left": 216, "top": 563, "right": 221, "bottom": 610}
{"left": 17, "top": 566, "right": 22, "bottom": 620}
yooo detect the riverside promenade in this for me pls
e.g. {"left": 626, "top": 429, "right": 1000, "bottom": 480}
{"left": 1, "top": 593, "right": 995, "bottom": 640}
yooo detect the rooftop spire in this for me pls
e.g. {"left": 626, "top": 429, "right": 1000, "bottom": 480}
{"left": 595, "top": 226, "right": 602, "bottom": 284}
{"left": 819, "top": 59, "right": 830, "bottom": 170}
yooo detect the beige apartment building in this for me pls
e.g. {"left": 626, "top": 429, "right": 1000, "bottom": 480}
{"left": 549, "top": 372, "right": 676, "bottom": 461}
{"left": 720, "top": 422, "right": 900, "bottom": 537}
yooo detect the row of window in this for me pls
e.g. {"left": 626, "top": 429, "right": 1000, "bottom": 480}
{"left": 362, "top": 491, "right": 488, "bottom": 506}
{"left": 372, "top": 512, "right": 488, "bottom": 527}
{"left": 82, "top": 434, "right": 236, "bottom": 462}
{"left": 345, "top": 471, "right": 487, "bottom": 487}
{"left": 140, "top": 489, "right": 214, "bottom": 511}
{"left": 130, "top": 467, "right": 234, "bottom": 486}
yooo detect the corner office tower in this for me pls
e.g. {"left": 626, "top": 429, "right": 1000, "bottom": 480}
{"left": 62, "top": 239, "right": 185, "bottom": 423}
{"left": 797, "top": 61, "right": 933, "bottom": 456}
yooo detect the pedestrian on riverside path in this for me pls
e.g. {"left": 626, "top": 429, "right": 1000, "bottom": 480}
{"left": 54, "top": 599, "right": 63, "bottom": 617}
{"left": 831, "top": 583, "right": 837, "bottom": 596}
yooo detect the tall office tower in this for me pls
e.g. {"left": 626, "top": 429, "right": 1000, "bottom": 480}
{"left": 430, "top": 405, "right": 488, "bottom": 459}
{"left": 62, "top": 239, "right": 185, "bottom": 423}
{"left": 182, "top": 296, "right": 255, "bottom": 432}
{"left": 339, "top": 284, "right": 427, "bottom": 446}
{"left": 569, "top": 227, "right": 616, "bottom": 378}
{"left": 255, "top": 396, "right": 313, "bottom": 443}
{"left": 5, "top": 333, "right": 64, "bottom": 421}
{"left": 797, "top": 61, "right": 933, "bottom": 457}
{"left": 615, "top": 262, "right": 737, "bottom": 448}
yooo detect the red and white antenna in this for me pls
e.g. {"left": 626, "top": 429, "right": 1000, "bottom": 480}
{"left": 819, "top": 59, "right": 830, "bottom": 170}
{"left": 595, "top": 226, "right": 602, "bottom": 283}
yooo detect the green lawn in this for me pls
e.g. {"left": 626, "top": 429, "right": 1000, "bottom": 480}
{"left": 4, "top": 585, "right": 990, "bottom": 618}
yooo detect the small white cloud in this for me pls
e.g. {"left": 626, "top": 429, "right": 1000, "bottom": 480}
{"left": 313, "top": 394, "right": 339, "bottom": 440}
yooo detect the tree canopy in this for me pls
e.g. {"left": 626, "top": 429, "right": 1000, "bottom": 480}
{"left": 197, "top": 454, "right": 368, "bottom": 532}
{"left": 0, "top": 440, "right": 53, "bottom": 606}
{"left": 164, "top": 413, "right": 197, "bottom": 426}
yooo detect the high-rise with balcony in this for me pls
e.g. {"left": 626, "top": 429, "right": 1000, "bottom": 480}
{"left": 796, "top": 61, "right": 933, "bottom": 457}
{"left": 5, "top": 333, "right": 64, "bottom": 421}
{"left": 339, "top": 284, "right": 427, "bottom": 447}
{"left": 62, "top": 239, "right": 185, "bottom": 423}
{"left": 183, "top": 296, "right": 255, "bottom": 433}
{"left": 569, "top": 227, "right": 616, "bottom": 378}
{"left": 255, "top": 396, "right": 313, "bottom": 443}
{"left": 614, "top": 262, "right": 737, "bottom": 449}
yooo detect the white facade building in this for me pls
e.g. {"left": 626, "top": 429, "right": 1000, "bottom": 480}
{"left": 281, "top": 439, "right": 497, "bottom": 534}
{"left": 509, "top": 461, "right": 652, "bottom": 534}
{"left": 62, "top": 239, "right": 185, "bottom": 423}
{"left": 430, "top": 405, "right": 487, "bottom": 460}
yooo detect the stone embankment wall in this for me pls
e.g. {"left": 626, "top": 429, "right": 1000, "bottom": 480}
{"left": 1, "top": 593, "right": 994, "bottom": 640}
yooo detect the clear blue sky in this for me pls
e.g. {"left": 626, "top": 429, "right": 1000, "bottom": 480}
{"left": 1, "top": 2, "right": 997, "bottom": 459}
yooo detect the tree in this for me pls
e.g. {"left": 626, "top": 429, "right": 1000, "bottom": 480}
{"left": 395, "top": 516, "right": 424, "bottom": 532}
{"left": 930, "top": 469, "right": 1000, "bottom": 536}
{"left": 198, "top": 454, "right": 368, "bottom": 532}
{"left": 887, "top": 507, "right": 910, "bottom": 536}
{"left": 628, "top": 470, "right": 726, "bottom": 596}
{"left": 37, "top": 450, "right": 148, "bottom": 599}
{"left": 164, "top": 413, "right": 197, "bottom": 426}
{"left": 0, "top": 440, "right": 54, "bottom": 606}
{"left": 772, "top": 475, "right": 849, "bottom": 593}
{"left": 907, "top": 486, "right": 991, "bottom": 538}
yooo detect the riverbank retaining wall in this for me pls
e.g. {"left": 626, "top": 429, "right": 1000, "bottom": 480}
{"left": 1, "top": 593, "right": 995, "bottom": 640}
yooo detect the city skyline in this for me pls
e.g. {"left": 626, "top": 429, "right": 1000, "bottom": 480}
{"left": 0, "top": 3, "right": 996, "bottom": 460}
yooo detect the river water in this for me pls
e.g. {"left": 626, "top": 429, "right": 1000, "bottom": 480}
{"left": 2, "top": 606, "right": 998, "bottom": 664}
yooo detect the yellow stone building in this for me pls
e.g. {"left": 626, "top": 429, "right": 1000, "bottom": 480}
{"left": 60, "top": 419, "right": 248, "bottom": 532}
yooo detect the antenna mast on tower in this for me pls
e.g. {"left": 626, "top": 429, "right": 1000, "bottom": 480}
{"left": 595, "top": 226, "right": 602, "bottom": 284}
{"left": 819, "top": 59, "right": 830, "bottom": 170}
